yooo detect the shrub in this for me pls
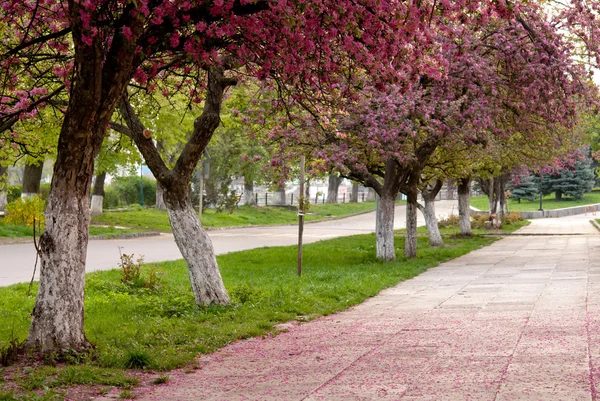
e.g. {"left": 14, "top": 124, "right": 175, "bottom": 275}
{"left": 471, "top": 213, "right": 489, "bottom": 229}
{"left": 103, "top": 186, "right": 121, "bottom": 209}
{"left": 111, "top": 175, "right": 156, "bottom": 207}
{"left": 503, "top": 211, "right": 523, "bottom": 225}
{"left": 39, "top": 183, "right": 51, "bottom": 201}
{"left": 6, "top": 185, "right": 21, "bottom": 203}
{"left": 124, "top": 349, "right": 151, "bottom": 369}
{"left": 438, "top": 213, "right": 459, "bottom": 228}
{"left": 119, "top": 252, "right": 163, "bottom": 290}
{"left": 5, "top": 196, "right": 46, "bottom": 229}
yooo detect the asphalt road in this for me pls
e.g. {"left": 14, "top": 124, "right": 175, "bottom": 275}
{"left": 0, "top": 201, "right": 459, "bottom": 287}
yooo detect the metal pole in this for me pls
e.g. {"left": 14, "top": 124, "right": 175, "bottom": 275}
{"left": 538, "top": 193, "right": 543, "bottom": 212}
{"left": 255, "top": 192, "right": 258, "bottom": 206}
{"left": 298, "top": 156, "right": 305, "bottom": 277}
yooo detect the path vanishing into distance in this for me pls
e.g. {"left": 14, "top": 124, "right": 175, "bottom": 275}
{"left": 0, "top": 201, "right": 460, "bottom": 287}
{"left": 110, "top": 212, "right": 600, "bottom": 401}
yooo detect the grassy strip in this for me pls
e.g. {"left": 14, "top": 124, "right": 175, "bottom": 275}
{"left": 91, "top": 202, "right": 382, "bottom": 232}
{"left": 1, "top": 226, "right": 505, "bottom": 400}
{"left": 471, "top": 192, "right": 600, "bottom": 212}
{"left": 0, "top": 220, "right": 145, "bottom": 240}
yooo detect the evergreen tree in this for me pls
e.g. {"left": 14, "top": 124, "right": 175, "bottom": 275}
{"left": 538, "top": 158, "right": 596, "bottom": 200}
{"left": 508, "top": 176, "right": 539, "bottom": 202}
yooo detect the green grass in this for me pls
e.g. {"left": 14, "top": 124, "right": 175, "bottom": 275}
{"left": 471, "top": 192, "right": 600, "bottom": 212}
{"left": 1, "top": 228, "right": 503, "bottom": 398}
{"left": 0, "top": 220, "right": 145, "bottom": 239}
{"left": 0, "top": 221, "right": 33, "bottom": 238}
{"left": 88, "top": 226, "right": 148, "bottom": 238}
{"left": 91, "top": 202, "right": 382, "bottom": 232}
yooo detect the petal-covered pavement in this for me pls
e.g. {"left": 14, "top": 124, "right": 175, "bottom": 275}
{"left": 130, "top": 216, "right": 600, "bottom": 401}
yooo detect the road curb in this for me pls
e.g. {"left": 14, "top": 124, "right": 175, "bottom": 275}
{"left": 89, "top": 231, "right": 162, "bottom": 241}
{"left": 203, "top": 208, "right": 379, "bottom": 231}
{"left": 0, "top": 231, "right": 162, "bottom": 245}
{"left": 590, "top": 219, "right": 600, "bottom": 232}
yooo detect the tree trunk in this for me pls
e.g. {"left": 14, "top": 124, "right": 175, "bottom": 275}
{"left": 22, "top": 159, "right": 44, "bottom": 198}
{"left": 90, "top": 171, "right": 106, "bottom": 216}
{"left": 376, "top": 192, "right": 396, "bottom": 261}
{"left": 27, "top": 11, "right": 142, "bottom": 352}
{"left": 164, "top": 185, "right": 230, "bottom": 305}
{"left": 367, "top": 187, "right": 376, "bottom": 201}
{"left": 243, "top": 181, "right": 256, "bottom": 206}
{"left": 405, "top": 183, "right": 419, "bottom": 258}
{"left": 156, "top": 181, "right": 167, "bottom": 210}
{"left": 116, "top": 65, "right": 236, "bottom": 307}
{"left": 556, "top": 190, "right": 562, "bottom": 200}
{"left": 0, "top": 163, "right": 7, "bottom": 211}
{"left": 494, "top": 174, "right": 509, "bottom": 220}
{"left": 274, "top": 183, "right": 286, "bottom": 205}
{"left": 27, "top": 130, "right": 101, "bottom": 354}
{"left": 155, "top": 141, "right": 168, "bottom": 211}
{"left": 488, "top": 177, "right": 496, "bottom": 215}
{"left": 350, "top": 183, "right": 359, "bottom": 203}
{"left": 326, "top": 174, "right": 343, "bottom": 203}
{"left": 418, "top": 180, "right": 443, "bottom": 247}
{"left": 458, "top": 177, "right": 472, "bottom": 236}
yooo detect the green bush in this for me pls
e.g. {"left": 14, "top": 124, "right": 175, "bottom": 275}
{"left": 5, "top": 196, "right": 46, "bottom": 229}
{"left": 103, "top": 176, "right": 156, "bottom": 209}
{"left": 103, "top": 186, "right": 121, "bottom": 209}
{"left": 40, "top": 183, "right": 51, "bottom": 201}
{"left": 7, "top": 185, "right": 21, "bottom": 203}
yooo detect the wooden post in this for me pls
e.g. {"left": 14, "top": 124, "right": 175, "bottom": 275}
{"left": 298, "top": 156, "right": 305, "bottom": 277}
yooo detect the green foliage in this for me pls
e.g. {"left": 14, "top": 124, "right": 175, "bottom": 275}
{"left": 0, "top": 333, "right": 24, "bottom": 366}
{"left": 7, "top": 185, "right": 21, "bottom": 203}
{"left": 5, "top": 196, "right": 45, "bottom": 229}
{"left": 103, "top": 185, "right": 121, "bottom": 209}
{"left": 538, "top": 159, "right": 596, "bottom": 200}
{"left": 119, "top": 253, "right": 163, "bottom": 290}
{"left": 104, "top": 175, "right": 157, "bottom": 208}
{"left": 39, "top": 183, "right": 51, "bottom": 201}
{"left": 0, "top": 219, "right": 35, "bottom": 237}
{"left": 123, "top": 349, "right": 152, "bottom": 369}
{"left": 508, "top": 176, "right": 539, "bottom": 202}
{"left": 203, "top": 183, "right": 239, "bottom": 213}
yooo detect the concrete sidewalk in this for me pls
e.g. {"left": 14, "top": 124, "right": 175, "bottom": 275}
{"left": 127, "top": 215, "right": 600, "bottom": 401}
{"left": 514, "top": 213, "right": 598, "bottom": 235}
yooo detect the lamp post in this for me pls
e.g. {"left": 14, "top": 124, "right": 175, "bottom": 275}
{"left": 139, "top": 163, "right": 144, "bottom": 206}
{"left": 538, "top": 192, "right": 543, "bottom": 212}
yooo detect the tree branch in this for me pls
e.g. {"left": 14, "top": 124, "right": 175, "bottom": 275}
{"left": 117, "top": 96, "right": 172, "bottom": 184}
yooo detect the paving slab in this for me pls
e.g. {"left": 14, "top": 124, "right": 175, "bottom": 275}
{"left": 123, "top": 214, "right": 600, "bottom": 401}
